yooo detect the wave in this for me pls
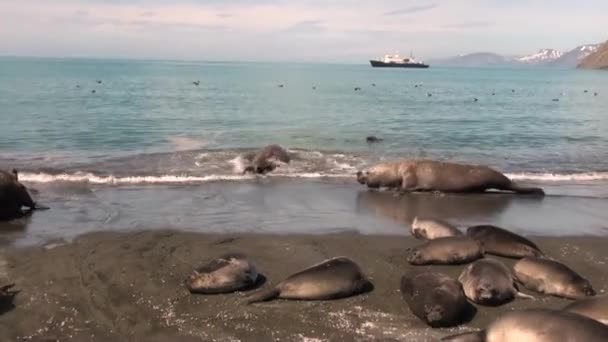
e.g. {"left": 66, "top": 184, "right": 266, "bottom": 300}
{"left": 506, "top": 172, "right": 608, "bottom": 182}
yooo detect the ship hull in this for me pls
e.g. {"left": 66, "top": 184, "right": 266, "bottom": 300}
{"left": 370, "top": 60, "right": 429, "bottom": 68}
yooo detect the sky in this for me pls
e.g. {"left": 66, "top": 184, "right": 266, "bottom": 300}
{"left": 1, "top": 0, "right": 607, "bottom": 63}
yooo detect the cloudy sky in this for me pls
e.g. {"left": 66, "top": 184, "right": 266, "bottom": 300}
{"left": 1, "top": 0, "right": 606, "bottom": 63}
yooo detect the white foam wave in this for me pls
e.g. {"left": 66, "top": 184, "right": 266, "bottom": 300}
{"left": 506, "top": 172, "right": 608, "bottom": 182}
{"left": 19, "top": 172, "right": 255, "bottom": 185}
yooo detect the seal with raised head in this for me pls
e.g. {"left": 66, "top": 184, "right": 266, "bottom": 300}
{"left": 184, "top": 253, "right": 259, "bottom": 294}
{"left": 513, "top": 257, "right": 595, "bottom": 299}
{"left": 466, "top": 225, "right": 543, "bottom": 258}
{"left": 243, "top": 144, "right": 291, "bottom": 174}
{"left": 401, "top": 272, "right": 475, "bottom": 327}
{"left": 356, "top": 159, "right": 544, "bottom": 195}
{"left": 246, "top": 257, "right": 372, "bottom": 304}
{"left": 411, "top": 217, "right": 462, "bottom": 240}
{"left": 407, "top": 236, "right": 483, "bottom": 265}
{"left": 563, "top": 295, "right": 608, "bottom": 325}
{"left": 458, "top": 259, "right": 533, "bottom": 306}
{"left": 442, "top": 309, "right": 608, "bottom": 342}
{"left": 0, "top": 169, "right": 39, "bottom": 220}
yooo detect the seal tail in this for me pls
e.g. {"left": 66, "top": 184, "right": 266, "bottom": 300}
{"left": 245, "top": 287, "right": 280, "bottom": 304}
{"left": 506, "top": 182, "right": 545, "bottom": 195}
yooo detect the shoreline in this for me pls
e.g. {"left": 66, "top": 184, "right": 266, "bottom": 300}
{"left": 1, "top": 230, "right": 607, "bottom": 341}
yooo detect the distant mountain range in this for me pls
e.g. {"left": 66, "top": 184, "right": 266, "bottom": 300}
{"left": 431, "top": 43, "right": 601, "bottom": 68}
{"left": 578, "top": 41, "right": 608, "bottom": 70}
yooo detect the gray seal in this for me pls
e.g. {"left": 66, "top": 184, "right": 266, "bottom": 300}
{"left": 513, "top": 257, "right": 595, "bottom": 299}
{"left": 442, "top": 309, "right": 608, "bottom": 342}
{"left": 458, "top": 259, "right": 533, "bottom": 306}
{"left": 184, "top": 253, "right": 259, "bottom": 294}
{"left": 0, "top": 169, "right": 39, "bottom": 220}
{"left": 243, "top": 144, "right": 291, "bottom": 174}
{"left": 466, "top": 225, "right": 543, "bottom": 258}
{"left": 356, "top": 159, "right": 544, "bottom": 195}
{"left": 401, "top": 272, "right": 475, "bottom": 327}
{"left": 411, "top": 217, "right": 462, "bottom": 240}
{"left": 407, "top": 236, "right": 483, "bottom": 265}
{"left": 563, "top": 295, "right": 608, "bottom": 325}
{"left": 246, "top": 257, "right": 372, "bottom": 303}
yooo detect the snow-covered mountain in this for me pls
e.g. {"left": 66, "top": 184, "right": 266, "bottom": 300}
{"left": 551, "top": 44, "right": 600, "bottom": 67}
{"left": 517, "top": 49, "right": 563, "bottom": 64}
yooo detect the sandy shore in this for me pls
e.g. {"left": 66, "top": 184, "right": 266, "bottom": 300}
{"left": 0, "top": 231, "right": 607, "bottom": 341}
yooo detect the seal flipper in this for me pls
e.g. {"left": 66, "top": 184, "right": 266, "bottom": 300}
{"left": 245, "top": 287, "right": 280, "bottom": 304}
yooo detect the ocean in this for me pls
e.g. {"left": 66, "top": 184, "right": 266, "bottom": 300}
{"left": 1, "top": 57, "right": 608, "bottom": 244}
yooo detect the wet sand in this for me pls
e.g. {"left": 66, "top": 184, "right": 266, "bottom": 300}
{"left": 1, "top": 231, "right": 607, "bottom": 341}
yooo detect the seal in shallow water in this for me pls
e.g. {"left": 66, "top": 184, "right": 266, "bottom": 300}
{"left": 0, "top": 169, "right": 39, "bottom": 221}
{"left": 411, "top": 217, "right": 462, "bottom": 240}
{"left": 407, "top": 236, "right": 483, "bottom": 265}
{"left": 246, "top": 257, "right": 372, "bottom": 303}
{"left": 513, "top": 256, "right": 595, "bottom": 299}
{"left": 442, "top": 309, "right": 608, "bottom": 342}
{"left": 401, "top": 272, "right": 475, "bottom": 327}
{"left": 466, "top": 225, "right": 543, "bottom": 258}
{"left": 458, "top": 259, "right": 533, "bottom": 306}
{"left": 243, "top": 144, "right": 291, "bottom": 174}
{"left": 356, "top": 159, "right": 544, "bottom": 195}
{"left": 185, "top": 253, "right": 259, "bottom": 294}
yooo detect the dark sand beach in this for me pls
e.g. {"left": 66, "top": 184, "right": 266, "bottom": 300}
{"left": 1, "top": 230, "right": 607, "bottom": 341}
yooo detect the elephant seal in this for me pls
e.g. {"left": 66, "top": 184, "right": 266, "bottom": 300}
{"left": 513, "top": 257, "right": 595, "bottom": 299}
{"left": 563, "top": 295, "right": 608, "bottom": 325}
{"left": 411, "top": 217, "right": 462, "bottom": 240}
{"left": 184, "top": 253, "right": 259, "bottom": 294}
{"left": 407, "top": 236, "right": 483, "bottom": 265}
{"left": 0, "top": 169, "right": 39, "bottom": 220}
{"left": 366, "top": 136, "right": 383, "bottom": 143}
{"left": 243, "top": 144, "right": 291, "bottom": 174}
{"left": 466, "top": 225, "right": 543, "bottom": 258}
{"left": 356, "top": 159, "right": 544, "bottom": 195}
{"left": 0, "top": 283, "right": 18, "bottom": 314}
{"left": 442, "top": 309, "right": 608, "bottom": 342}
{"left": 246, "top": 257, "right": 372, "bottom": 304}
{"left": 401, "top": 272, "right": 475, "bottom": 327}
{"left": 458, "top": 259, "right": 533, "bottom": 306}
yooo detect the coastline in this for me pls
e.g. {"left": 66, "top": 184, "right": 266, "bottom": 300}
{"left": 1, "top": 230, "right": 607, "bottom": 341}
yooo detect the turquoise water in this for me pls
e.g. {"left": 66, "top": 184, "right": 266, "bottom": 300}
{"left": 1, "top": 57, "right": 608, "bottom": 179}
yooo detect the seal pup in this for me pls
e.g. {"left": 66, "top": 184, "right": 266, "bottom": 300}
{"left": 0, "top": 283, "right": 18, "bottom": 314}
{"left": 243, "top": 144, "right": 291, "bottom": 174}
{"left": 401, "top": 272, "right": 475, "bottom": 327}
{"left": 563, "top": 295, "right": 608, "bottom": 324}
{"left": 356, "top": 159, "right": 544, "bottom": 195}
{"left": 466, "top": 225, "right": 542, "bottom": 258}
{"left": 442, "top": 309, "right": 608, "bottom": 342}
{"left": 411, "top": 217, "right": 462, "bottom": 240}
{"left": 513, "top": 257, "right": 595, "bottom": 299}
{"left": 185, "top": 253, "right": 259, "bottom": 294}
{"left": 458, "top": 259, "right": 533, "bottom": 306}
{"left": 246, "top": 257, "right": 372, "bottom": 304}
{"left": 407, "top": 236, "right": 483, "bottom": 265}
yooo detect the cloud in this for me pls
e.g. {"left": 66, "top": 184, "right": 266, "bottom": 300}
{"left": 283, "top": 19, "right": 325, "bottom": 33}
{"left": 384, "top": 3, "right": 437, "bottom": 16}
{"left": 441, "top": 21, "right": 493, "bottom": 29}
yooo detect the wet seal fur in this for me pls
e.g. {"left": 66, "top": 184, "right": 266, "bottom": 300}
{"left": 401, "top": 272, "right": 476, "bottom": 327}
{"left": 0, "top": 284, "right": 19, "bottom": 315}
{"left": 246, "top": 257, "right": 372, "bottom": 303}
{"left": 407, "top": 236, "right": 483, "bottom": 265}
{"left": 0, "top": 169, "right": 45, "bottom": 221}
{"left": 411, "top": 217, "right": 462, "bottom": 240}
{"left": 441, "top": 309, "right": 608, "bottom": 342}
{"left": 513, "top": 256, "right": 595, "bottom": 299}
{"left": 356, "top": 159, "right": 544, "bottom": 195}
{"left": 563, "top": 295, "right": 608, "bottom": 325}
{"left": 243, "top": 144, "right": 291, "bottom": 174}
{"left": 458, "top": 259, "right": 533, "bottom": 306}
{"left": 466, "top": 225, "right": 543, "bottom": 258}
{"left": 185, "top": 253, "right": 261, "bottom": 294}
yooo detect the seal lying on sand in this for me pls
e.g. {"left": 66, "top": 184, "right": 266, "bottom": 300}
{"left": 243, "top": 144, "right": 291, "bottom": 174}
{"left": 0, "top": 169, "right": 42, "bottom": 221}
{"left": 407, "top": 236, "right": 483, "bottom": 265}
{"left": 563, "top": 295, "right": 608, "bottom": 325}
{"left": 441, "top": 309, "right": 608, "bottom": 342}
{"left": 411, "top": 217, "right": 462, "bottom": 240}
{"left": 401, "top": 272, "right": 475, "bottom": 327}
{"left": 458, "top": 259, "right": 533, "bottom": 306}
{"left": 466, "top": 225, "right": 543, "bottom": 258}
{"left": 185, "top": 253, "right": 259, "bottom": 294}
{"left": 513, "top": 257, "right": 595, "bottom": 299}
{"left": 0, "top": 283, "right": 18, "bottom": 314}
{"left": 246, "top": 257, "right": 372, "bottom": 304}
{"left": 356, "top": 160, "right": 544, "bottom": 195}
